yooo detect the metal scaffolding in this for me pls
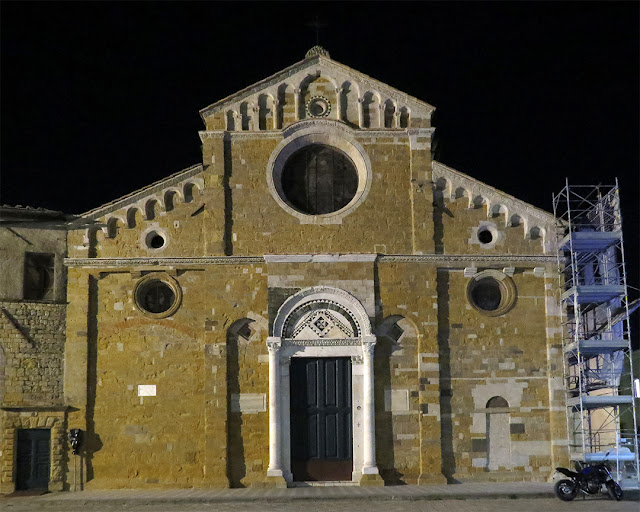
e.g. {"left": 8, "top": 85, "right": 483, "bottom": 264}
{"left": 553, "top": 179, "right": 639, "bottom": 487}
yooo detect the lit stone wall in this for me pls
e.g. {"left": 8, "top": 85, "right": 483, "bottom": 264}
{"left": 64, "top": 265, "right": 269, "bottom": 489}
{"left": 0, "top": 301, "right": 66, "bottom": 406}
{"left": 435, "top": 266, "right": 561, "bottom": 481}
{"left": 60, "top": 96, "right": 564, "bottom": 489}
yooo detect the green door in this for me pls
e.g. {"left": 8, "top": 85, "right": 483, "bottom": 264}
{"left": 16, "top": 429, "right": 50, "bottom": 490}
{"left": 290, "top": 357, "right": 352, "bottom": 481}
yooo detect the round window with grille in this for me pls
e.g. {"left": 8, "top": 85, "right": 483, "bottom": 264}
{"left": 467, "top": 270, "right": 516, "bottom": 316}
{"left": 134, "top": 274, "right": 182, "bottom": 318}
{"left": 280, "top": 144, "right": 358, "bottom": 215}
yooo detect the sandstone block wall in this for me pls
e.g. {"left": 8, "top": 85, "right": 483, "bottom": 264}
{"left": 0, "top": 301, "right": 66, "bottom": 406}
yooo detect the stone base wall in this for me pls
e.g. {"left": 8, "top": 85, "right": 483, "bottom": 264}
{"left": 58, "top": 259, "right": 565, "bottom": 489}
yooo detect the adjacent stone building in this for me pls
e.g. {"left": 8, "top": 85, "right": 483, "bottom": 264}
{"left": 1, "top": 47, "right": 569, "bottom": 491}
{"left": 0, "top": 206, "right": 70, "bottom": 492}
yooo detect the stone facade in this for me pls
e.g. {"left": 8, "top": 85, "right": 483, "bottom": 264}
{"left": 1, "top": 48, "right": 569, "bottom": 491}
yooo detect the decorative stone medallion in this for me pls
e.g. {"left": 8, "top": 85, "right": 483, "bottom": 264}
{"left": 306, "top": 96, "right": 331, "bottom": 118}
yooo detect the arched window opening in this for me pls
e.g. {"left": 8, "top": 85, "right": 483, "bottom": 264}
{"left": 399, "top": 107, "right": 410, "bottom": 128}
{"left": 383, "top": 100, "right": 395, "bottom": 128}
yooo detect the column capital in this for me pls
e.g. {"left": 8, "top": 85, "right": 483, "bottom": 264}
{"left": 362, "top": 334, "right": 377, "bottom": 345}
{"left": 266, "top": 336, "right": 282, "bottom": 353}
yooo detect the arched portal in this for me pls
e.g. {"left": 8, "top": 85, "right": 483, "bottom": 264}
{"left": 267, "top": 286, "right": 379, "bottom": 483}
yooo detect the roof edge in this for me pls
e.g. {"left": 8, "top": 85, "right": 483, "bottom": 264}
{"left": 432, "top": 160, "right": 555, "bottom": 224}
{"left": 199, "top": 54, "right": 435, "bottom": 120}
{"left": 72, "top": 163, "right": 204, "bottom": 223}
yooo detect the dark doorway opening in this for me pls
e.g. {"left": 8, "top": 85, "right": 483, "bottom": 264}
{"left": 290, "top": 357, "right": 352, "bottom": 481}
{"left": 16, "top": 429, "right": 50, "bottom": 490}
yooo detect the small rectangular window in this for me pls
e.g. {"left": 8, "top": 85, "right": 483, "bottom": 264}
{"left": 24, "top": 252, "right": 55, "bottom": 300}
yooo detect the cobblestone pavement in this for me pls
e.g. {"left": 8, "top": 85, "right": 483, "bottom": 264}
{"left": 2, "top": 497, "right": 637, "bottom": 512}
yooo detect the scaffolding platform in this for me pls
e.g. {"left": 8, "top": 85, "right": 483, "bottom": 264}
{"left": 562, "top": 285, "right": 625, "bottom": 304}
{"left": 564, "top": 339, "right": 629, "bottom": 356}
{"left": 553, "top": 179, "right": 639, "bottom": 485}
{"left": 559, "top": 231, "right": 622, "bottom": 251}
{"left": 567, "top": 395, "right": 633, "bottom": 410}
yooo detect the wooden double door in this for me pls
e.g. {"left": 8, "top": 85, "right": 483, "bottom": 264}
{"left": 290, "top": 357, "right": 353, "bottom": 481}
{"left": 16, "top": 429, "right": 50, "bottom": 490}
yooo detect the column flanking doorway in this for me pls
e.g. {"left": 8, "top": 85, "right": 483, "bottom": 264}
{"left": 290, "top": 357, "right": 352, "bottom": 481}
{"left": 266, "top": 285, "right": 380, "bottom": 484}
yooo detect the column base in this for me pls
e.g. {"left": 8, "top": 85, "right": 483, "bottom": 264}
{"left": 359, "top": 472, "right": 384, "bottom": 487}
{"left": 264, "top": 474, "right": 288, "bottom": 488}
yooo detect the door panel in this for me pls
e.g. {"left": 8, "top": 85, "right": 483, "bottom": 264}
{"left": 291, "top": 357, "right": 352, "bottom": 481}
{"left": 16, "top": 429, "right": 50, "bottom": 490}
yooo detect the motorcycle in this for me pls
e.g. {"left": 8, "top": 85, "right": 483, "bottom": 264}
{"left": 554, "top": 461, "right": 623, "bottom": 501}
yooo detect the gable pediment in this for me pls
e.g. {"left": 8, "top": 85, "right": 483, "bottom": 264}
{"left": 199, "top": 48, "right": 435, "bottom": 131}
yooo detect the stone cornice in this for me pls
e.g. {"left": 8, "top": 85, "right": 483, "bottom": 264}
{"left": 432, "top": 161, "right": 555, "bottom": 226}
{"left": 199, "top": 55, "right": 435, "bottom": 120}
{"left": 199, "top": 131, "right": 284, "bottom": 140}
{"left": 64, "top": 253, "right": 556, "bottom": 267}
{"left": 64, "top": 257, "right": 265, "bottom": 267}
{"left": 71, "top": 163, "right": 204, "bottom": 223}
{"left": 198, "top": 125, "right": 434, "bottom": 139}
{"left": 264, "top": 254, "right": 377, "bottom": 263}
{"left": 379, "top": 254, "right": 557, "bottom": 263}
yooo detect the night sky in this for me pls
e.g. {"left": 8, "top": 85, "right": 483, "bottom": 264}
{"left": 2, "top": 3, "right": 638, "bottom": 317}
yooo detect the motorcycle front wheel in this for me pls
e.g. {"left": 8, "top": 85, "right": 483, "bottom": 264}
{"left": 606, "top": 481, "right": 623, "bottom": 501}
{"left": 554, "top": 479, "right": 577, "bottom": 501}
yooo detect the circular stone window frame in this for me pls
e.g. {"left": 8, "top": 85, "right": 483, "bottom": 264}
{"left": 140, "top": 226, "right": 169, "bottom": 252}
{"left": 306, "top": 96, "right": 332, "bottom": 118}
{"left": 267, "top": 124, "right": 372, "bottom": 224}
{"left": 473, "top": 222, "right": 500, "bottom": 250}
{"left": 134, "top": 273, "right": 183, "bottom": 319}
{"left": 466, "top": 269, "right": 517, "bottom": 317}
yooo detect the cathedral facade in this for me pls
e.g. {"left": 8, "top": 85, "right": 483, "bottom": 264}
{"left": 0, "top": 47, "right": 568, "bottom": 491}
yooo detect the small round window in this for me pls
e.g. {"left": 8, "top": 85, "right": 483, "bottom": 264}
{"left": 280, "top": 144, "right": 358, "bottom": 215}
{"left": 145, "top": 231, "right": 166, "bottom": 249}
{"left": 467, "top": 270, "right": 516, "bottom": 316}
{"left": 477, "top": 227, "right": 494, "bottom": 244}
{"left": 134, "top": 274, "right": 182, "bottom": 318}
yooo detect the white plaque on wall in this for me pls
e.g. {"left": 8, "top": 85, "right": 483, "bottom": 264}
{"left": 384, "top": 389, "right": 410, "bottom": 412}
{"left": 138, "top": 385, "right": 157, "bottom": 397}
{"left": 230, "top": 393, "right": 266, "bottom": 414}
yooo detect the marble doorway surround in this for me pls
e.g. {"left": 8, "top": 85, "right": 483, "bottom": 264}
{"left": 266, "top": 286, "right": 379, "bottom": 483}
